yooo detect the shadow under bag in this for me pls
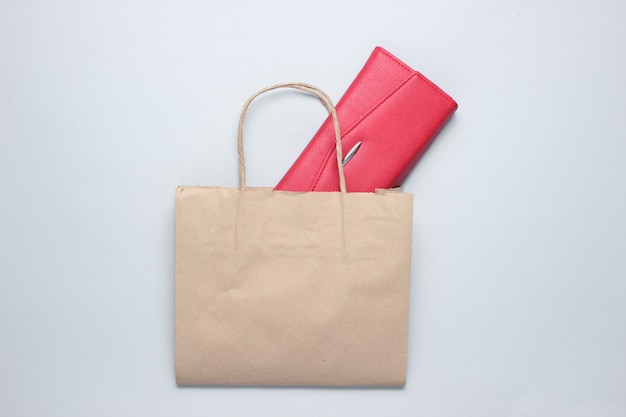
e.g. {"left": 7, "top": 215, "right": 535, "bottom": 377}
{"left": 175, "top": 83, "right": 414, "bottom": 386}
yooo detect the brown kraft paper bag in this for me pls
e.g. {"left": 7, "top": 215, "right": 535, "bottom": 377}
{"left": 175, "top": 83, "right": 414, "bottom": 386}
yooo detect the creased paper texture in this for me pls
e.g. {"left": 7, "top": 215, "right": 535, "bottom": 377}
{"left": 175, "top": 186, "right": 413, "bottom": 386}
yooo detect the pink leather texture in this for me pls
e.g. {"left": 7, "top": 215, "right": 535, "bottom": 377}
{"left": 274, "top": 46, "right": 458, "bottom": 192}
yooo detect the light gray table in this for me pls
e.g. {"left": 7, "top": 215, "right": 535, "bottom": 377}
{"left": 2, "top": 1, "right": 625, "bottom": 416}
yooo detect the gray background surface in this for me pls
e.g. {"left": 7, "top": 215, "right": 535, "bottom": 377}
{"left": 1, "top": 0, "right": 625, "bottom": 416}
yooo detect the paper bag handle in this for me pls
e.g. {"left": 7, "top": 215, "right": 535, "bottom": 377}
{"left": 237, "top": 82, "right": 347, "bottom": 193}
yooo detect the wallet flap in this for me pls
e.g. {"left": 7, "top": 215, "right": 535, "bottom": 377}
{"left": 275, "top": 47, "right": 457, "bottom": 192}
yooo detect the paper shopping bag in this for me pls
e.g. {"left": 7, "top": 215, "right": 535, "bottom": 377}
{"left": 175, "top": 83, "right": 414, "bottom": 386}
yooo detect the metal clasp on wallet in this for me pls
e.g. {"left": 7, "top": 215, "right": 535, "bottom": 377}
{"left": 342, "top": 141, "right": 362, "bottom": 166}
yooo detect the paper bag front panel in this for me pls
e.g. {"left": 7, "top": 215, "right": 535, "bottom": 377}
{"left": 175, "top": 186, "right": 413, "bottom": 386}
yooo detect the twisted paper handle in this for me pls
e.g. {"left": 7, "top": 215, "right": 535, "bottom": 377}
{"left": 237, "top": 82, "right": 346, "bottom": 193}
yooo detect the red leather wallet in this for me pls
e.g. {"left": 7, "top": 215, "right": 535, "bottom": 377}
{"left": 274, "top": 46, "right": 458, "bottom": 192}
